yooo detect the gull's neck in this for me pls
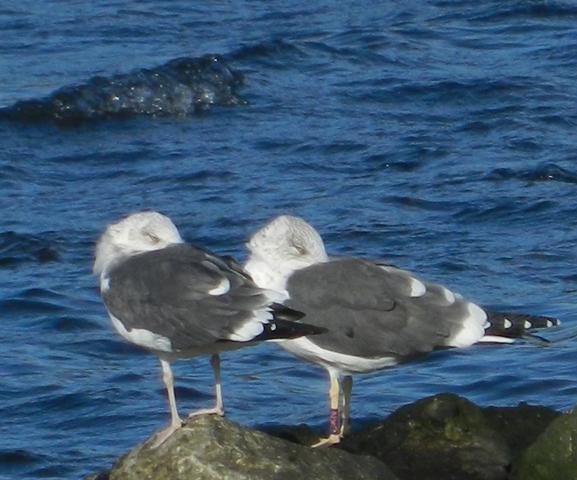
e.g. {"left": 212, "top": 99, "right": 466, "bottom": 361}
{"left": 244, "top": 253, "right": 289, "bottom": 292}
{"left": 244, "top": 251, "right": 326, "bottom": 294}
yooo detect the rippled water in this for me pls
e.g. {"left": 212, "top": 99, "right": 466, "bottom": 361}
{"left": 2, "top": 1, "right": 577, "bottom": 478}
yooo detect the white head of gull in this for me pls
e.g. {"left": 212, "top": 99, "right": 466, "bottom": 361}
{"left": 245, "top": 215, "right": 328, "bottom": 294}
{"left": 245, "top": 215, "right": 560, "bottom": 447}
{"left": 94, "top": 211, "right": 321, "bottom": 447}
{"left": 94, "top": 211, "right": 183, "bottom": 278}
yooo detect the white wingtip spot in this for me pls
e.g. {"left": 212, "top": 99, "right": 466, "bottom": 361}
{"left": 379, "top": 265, "right": 426, "bottom": 298}
{"left": 208, "top": 278, "right": 231, "bottom": 296}
{"left": 524, "top": 320, "right": 532, "bottom": 329}
{"left": 410, "top": 277, "right": 426, "bottom": 297}
{"left": 546, "top": 320, "right": 555, "bottom": 327}
{"left": 504, "top": 319, "right": 512, "bottom": 329}
{"left": 440, "top": 287, "right": 456, "bottom": 304}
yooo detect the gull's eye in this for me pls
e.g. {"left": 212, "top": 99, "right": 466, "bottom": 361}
{"left": 144, "top": 231, "right": 161, "bottom": 244}
{"left": 293, "top": 244, "right": 308, "bottom": 255}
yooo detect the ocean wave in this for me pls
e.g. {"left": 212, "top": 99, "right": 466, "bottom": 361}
{"left": 486, "top": 163, "right": 577, "bottom": 184}
{"left": 381, "top": 195, "right": 458, "bottom": 212}
{"left": 454, "top": 199, "right": 557, "bottom": 223}
{"left": 231, "top": 39, "right": 305, "bottom": 64}
{"left": 0, "top": 449, "right": 49, "bottom": 479}
{"left": 0, "top": 55, "right": 246, "bottom": 123}
{"left": 470, "top": 1, "right": 577, "bottom": 23}
{"left": 0, "top": 232, "right": 60, "bottom": 267}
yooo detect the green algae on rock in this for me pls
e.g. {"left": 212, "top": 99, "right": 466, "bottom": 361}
{"left": 102, "top": 415, "right": 397, "bottom": 480}
{"left": 483, "top": 403, "right": 561, "bottom": 465}
{"left": 340, "top": 393, "right": 512, "bottom": 480}
{"left": 513, "top": 406, "right": 577, "bottom": 480}
{"left": 86, "top": 394, "right": 563, "bottom": 480}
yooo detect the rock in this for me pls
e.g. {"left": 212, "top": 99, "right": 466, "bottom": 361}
{"left": 483, "top": 404, "right": 560, "bottom": 464}
{"left": 87, "top": 394, "right": 563, "bottom": 480}
{"left": 340, "top": 393, "right": 511, "bottom": 480}
{"left": 100, "top": 415, "right": 397, "bottom": 480}
{"left": 260, "top": 423, "right": 321, "bottom": 446}
{"left": 513, "top": 406, "right": 577, "bottom": 480}
{"left": 85, "top": 473, "right": 109, "bottom": 480}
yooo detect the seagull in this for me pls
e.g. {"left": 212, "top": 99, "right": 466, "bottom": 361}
{"left": 93, "top": 211, "right": 323, "bottom": 447}
{"left": 244, "top": 215, "right": 560, "bottom": 447}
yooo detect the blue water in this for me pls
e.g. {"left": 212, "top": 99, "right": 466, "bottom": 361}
{"left": 2, "top": 1, "right": 577, "bottom": 478}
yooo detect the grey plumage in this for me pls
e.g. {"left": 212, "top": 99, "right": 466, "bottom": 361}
{"left": 244, "top": 214, "right": 561, "bottom": 447}
{"left": 285, "top": 258, "right": 477, "bottom": 360}
{"left": 94, "top": 211, "right": 319, "bottom": 447}
{"left": 103, "top": 243, "right": 313, "bottom": 352}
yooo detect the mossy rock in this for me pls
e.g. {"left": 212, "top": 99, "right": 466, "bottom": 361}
{"left": 483, "top": 403, "right": 560, "bottom": 464}
{"left": 101, "top": 415, "right": 397, "bottom": 480}
{"left": 513, "top": 407, "right": 577, "bottom": 480}
{"left": 341, "top": 393, "right": 511, "bottom": 480}
{"left": 86, "top": 394, "right": 562, "bottom": 480}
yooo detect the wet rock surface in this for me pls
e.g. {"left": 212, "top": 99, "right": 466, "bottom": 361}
{"left": 94, "top": 415, "right": 396, "bottom": 480}
{"left": 513, "top": 406, "right": 577, "bottom": 480}
{"left": 88, "top": 394, "right": 572, "bottom": 480}
{"left": 340, "top": 393, "right": 511, "bottom": 480}
{"left": 483, "top": 403, "right": 561, "bottom": 465}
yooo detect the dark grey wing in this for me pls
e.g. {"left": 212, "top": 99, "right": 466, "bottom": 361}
{"left": 103, "top": 244, "right": 296, "bottom": 352}
{"left": 286, "top": 258, "right": 486, "bottom": 359}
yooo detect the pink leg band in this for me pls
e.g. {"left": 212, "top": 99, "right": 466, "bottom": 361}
{"left": 328, "top": 408, "right": 340, "bottom": 435}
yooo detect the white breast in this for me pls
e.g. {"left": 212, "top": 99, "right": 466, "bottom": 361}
{"left": 279, "top": 336, "right": 399, "bottom": 375}
{"left": 109, "top": 314, "right": 173, "bottom": 353}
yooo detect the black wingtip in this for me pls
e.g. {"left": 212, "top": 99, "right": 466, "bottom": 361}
{"left": 251, "top": 303, "right": 327, "bottom": 341}
{"left": 270, "top": 302, "right": 306, "bottom": 322}
{"left": 484, "top": 310, "right": 561, "bottom": 339}
{"left": 257, "top": 318, "right": 327, "bottom": 341}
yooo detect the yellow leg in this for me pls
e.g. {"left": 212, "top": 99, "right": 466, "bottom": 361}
{"left": 188, "top": 354, "right": 225, "bottom": 417}
{"left": 340, "top": 375, "right": 353, "bottom": 436}
{"left": 312, "top": 370, "right": 342, "bottom": 448}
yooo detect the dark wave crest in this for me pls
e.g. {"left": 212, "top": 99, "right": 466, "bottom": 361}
{"left": 0, "top": 232, "right": 60, "bottom": 267}
{"left": 230, "top": 39, "right": 305, "bottom": 67}
{"left": 0, "top": 55, "right": 246, "bottom": 123}
{"left": 486, "top": 163, "right": 577, "bottom": 184}
{"left": 471, "top": 1, "right": 577, "bottom": 23}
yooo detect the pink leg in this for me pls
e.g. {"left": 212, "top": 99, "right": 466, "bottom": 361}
{"left": 187, "top": 354, "right": 225, "bottom": 418}
{"left": 149, "top": 359, "right": 183, "bottom": 448}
